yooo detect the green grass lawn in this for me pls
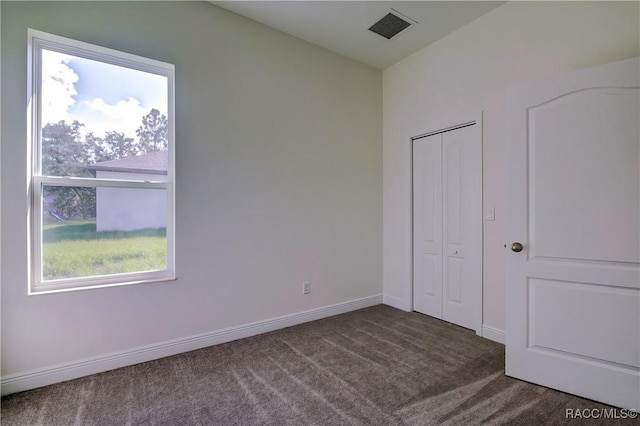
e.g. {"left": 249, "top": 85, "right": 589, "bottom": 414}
{"left": 43, "top": 221, "right": 167, "bottom": 280}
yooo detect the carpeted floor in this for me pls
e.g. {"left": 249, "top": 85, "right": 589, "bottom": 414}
{"left": 1, "top": 305, "right": 627, "bottom": 425}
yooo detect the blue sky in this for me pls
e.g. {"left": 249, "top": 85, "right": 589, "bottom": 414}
{"left": 41, "top": 50, "right": 168, "bottom": 139}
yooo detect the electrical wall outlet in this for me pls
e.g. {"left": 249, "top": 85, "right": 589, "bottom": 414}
{"left": 303, "top": 281, "right": 310, "bottom": 294}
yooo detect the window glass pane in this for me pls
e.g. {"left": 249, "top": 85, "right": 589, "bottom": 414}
{"left": 40, "top": 49, "right": 169, "bottom": 178}
{"left": 42, "top": 185, "right": 167, "bottom": 281}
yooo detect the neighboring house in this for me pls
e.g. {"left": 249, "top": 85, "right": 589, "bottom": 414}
{"left": 87, "top": 151, "right": 168, "bottom": 232}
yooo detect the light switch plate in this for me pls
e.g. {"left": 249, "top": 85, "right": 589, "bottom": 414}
{"left": 486, "top": 208, "right": 495, "bottom": 221}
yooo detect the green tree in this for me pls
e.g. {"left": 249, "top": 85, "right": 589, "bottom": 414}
{"left": 41, "top": 120, "right": 95, "bottom": 221}
{"left": 41, "top": 120, "right": 90, "bottom": 177}
{"left": 43, "top": 185, "right": 95, "bottom": 222}
{"left": 84, "top": 132, "right": 108, "bottom": 163}
{"left": 136, "top": 108, "right": 168, "bottom": 153}
{"left": 106, "top": 131, "right": 138, "bottom": 159}
{"left": 85, "top": 131, "right": 137, "bottom": 162}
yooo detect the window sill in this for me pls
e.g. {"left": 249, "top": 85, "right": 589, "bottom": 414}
{"left": 29, "top": 274, "right": 177, "bottom": 296}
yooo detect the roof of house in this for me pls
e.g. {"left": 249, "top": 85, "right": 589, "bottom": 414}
{"left": 87, "top": 150, "right": 168, "bottom": 175}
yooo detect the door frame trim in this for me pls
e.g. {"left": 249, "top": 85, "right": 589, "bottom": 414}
{"left": 410, "top": 112, "right": 484, "bottom": 336}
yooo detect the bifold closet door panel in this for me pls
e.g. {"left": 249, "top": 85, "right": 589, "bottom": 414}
{"left": 412, "top": 134, "right": 443, "bottom": 318}
{"left": 442, "top": 126, "right": 482, "bottom": 330}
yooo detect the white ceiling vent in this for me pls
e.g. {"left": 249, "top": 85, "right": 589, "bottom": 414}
{"left": 368, "top": 9, "right": 417, "bottom": 40}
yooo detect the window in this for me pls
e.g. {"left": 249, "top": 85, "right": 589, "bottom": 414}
{"left": 28, "top": 29, "right": 175, "bottom": 293}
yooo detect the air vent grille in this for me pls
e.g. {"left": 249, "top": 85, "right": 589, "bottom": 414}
{"left": 368, "top": 13, "right": 411, "bottom": 40}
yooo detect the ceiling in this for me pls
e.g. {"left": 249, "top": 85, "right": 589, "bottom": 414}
{"left": 210, "top": 1, "right": 505, "bottom": 69}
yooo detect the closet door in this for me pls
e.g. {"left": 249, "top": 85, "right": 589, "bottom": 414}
{"left": 442, "top": 125, "right": 482, "bottom": 331}
{"left": 413, "top": 124, "right": 482, "bottom": 333}
{"left": 412, "top": 134, "right": 443, "bottom": 318}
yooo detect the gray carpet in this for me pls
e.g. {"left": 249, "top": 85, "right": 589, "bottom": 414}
{"left": 0, "top": 305, "right": 627, "bottom": 425}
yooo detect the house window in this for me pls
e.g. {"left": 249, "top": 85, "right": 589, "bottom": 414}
{"left": 28, "top": 29, "right": 175, "bottom": 293}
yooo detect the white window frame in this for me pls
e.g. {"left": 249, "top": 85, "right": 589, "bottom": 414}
{"left": 28, "top": 29, "right": 176, "bottom": 294}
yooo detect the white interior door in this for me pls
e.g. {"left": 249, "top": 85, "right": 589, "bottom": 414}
{"left": 413, "top": 123, "right": 482, "bottom": 333}
{"left": 506, "top": 57, "right": 640, "bottom": 410}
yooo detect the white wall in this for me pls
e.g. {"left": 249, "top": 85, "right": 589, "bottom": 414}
{"left": 1, "top": 1, "right": 382, "bottom": 386}
{"left": 95, "top": 171, "right": 167, "bottom": 232}
{"left": 383, "top": 1, "right": 639, "bottom": 331}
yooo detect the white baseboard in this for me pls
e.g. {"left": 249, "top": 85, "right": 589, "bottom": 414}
{"left": 482, "top": 325, "right": 505, "bottom": 345}
{"left": 1, "top": 294, "right": 382, "bottom": 396}
{"left": 383, "top": 294, "right": 411, "bottom": 312}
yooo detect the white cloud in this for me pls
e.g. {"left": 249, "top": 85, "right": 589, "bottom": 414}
{"left": 40, "top": 50, "right": 163, "bottom": 140}
{"left": 77, "top": 97, "right": 149, "bottom": 139}
{"left": 41, "top": 51, "right": 79, "bottom": 124}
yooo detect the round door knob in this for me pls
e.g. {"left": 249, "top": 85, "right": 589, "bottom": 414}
{"left": 511, "top": 242, "right": 524, "bottom": 252}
